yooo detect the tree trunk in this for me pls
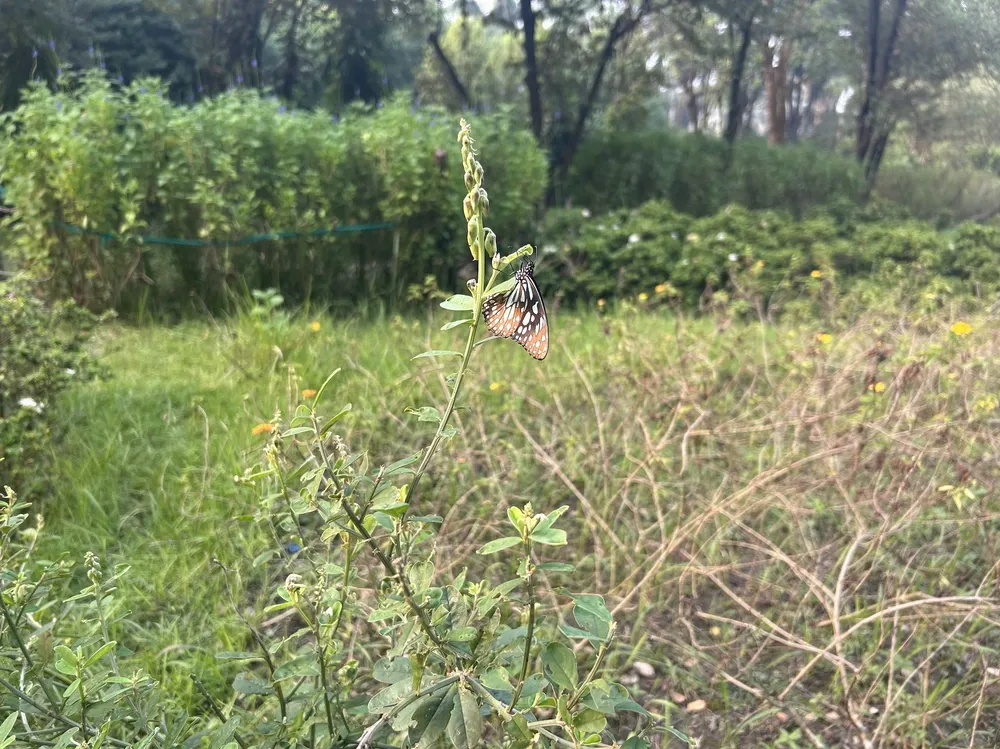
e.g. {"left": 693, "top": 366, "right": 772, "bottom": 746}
{"left": 724, "top": 15, "right": 754, "bottom": 144}
{"left": 428, "top": 31, "right": 471, "bottom": 109}
{"left": 762, "top": 38, "right": 792, "bottom": 145}
{"left": 862, "top": 125, "right": 893, "bottom": 198}
{"left": 281, "top": 0, "right": 307, "bottom": 100}
{"left": 681, "top": 70, "right": 699, "bottom": 132}
{"left": 519, "top": 0, "right": 543, "bottom": 141}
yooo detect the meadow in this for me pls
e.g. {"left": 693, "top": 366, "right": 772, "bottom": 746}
{"left": 25, "top": 295, "right": 1000, "bottom": 748}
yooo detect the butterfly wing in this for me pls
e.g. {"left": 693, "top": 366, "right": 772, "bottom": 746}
{"left": 482, "top": 269, "right": 549, "bottom": 360}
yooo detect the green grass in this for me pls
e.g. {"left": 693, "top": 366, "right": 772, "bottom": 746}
{"left": 31, "top": 304, "right": 1000, "bottom": 747}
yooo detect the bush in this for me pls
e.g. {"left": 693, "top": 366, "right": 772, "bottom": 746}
{"left": 537, "top": 199, "right": 1000, "bottom": 313}
{"left": 0, "top": 276, "right": 105, "bottom": 487}
{"left": 567, "top": 127, "right": 863, "bottom": 217}
{"left": 0, "top": 74, "right": 546, "bottom": 317}
{"left": 0, "top": 119, "right": 660, "bottom": 749}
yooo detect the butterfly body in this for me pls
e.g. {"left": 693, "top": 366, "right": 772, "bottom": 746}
{"left": 482, "top": 261, "right": 549, "bottom": 360}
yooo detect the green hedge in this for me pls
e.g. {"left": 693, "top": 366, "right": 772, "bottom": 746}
{"left": 536, "top": 201, "right": 1000, "bottom": 309}
{"left": 0, "top": 74, "right": 546, "bottom": 316}
{"left": 566, "top": 127, "right": 863, "bottom": 217}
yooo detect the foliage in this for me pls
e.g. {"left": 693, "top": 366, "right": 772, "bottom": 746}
{"left": 568, "top": 127, "right": 863, "bottom": 217}
{"left": 0, "top": 120, "right": 655, "bottom": 749}
{"left": 536, "top": 198, "right": 1000, "bottom": 312}
{"left": 0, "top": 276, "right": 104, "bottom": 487}
{"left": 0, "top": 76, "right": 546, "bottom": 316}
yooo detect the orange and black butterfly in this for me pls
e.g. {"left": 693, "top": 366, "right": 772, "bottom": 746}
{"left": 482, "top": 261, "right": 549, "bottom": 360}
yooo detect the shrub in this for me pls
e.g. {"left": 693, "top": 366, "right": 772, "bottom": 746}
{"left": 567, "top": 127, "right": 863, "bottom": 217}
{"left": 0, "top": 75, "right": 546, "bottom": 317}
{"left": 538, "top": 199, "right": 1000, "bottom": 314}
{"left": 0, "top": 120, "right": 661, "bottom": 749}
{"left": 0, "top": 276, "right": 105, "bottom": 487}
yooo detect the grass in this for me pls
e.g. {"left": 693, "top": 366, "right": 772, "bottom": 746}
{"left": 28, "top": 300, "right": 1000, "bottom": 748}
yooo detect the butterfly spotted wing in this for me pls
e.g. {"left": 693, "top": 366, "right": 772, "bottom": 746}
{"left": 482, "top": 261, "right": 549, "bottom": 360}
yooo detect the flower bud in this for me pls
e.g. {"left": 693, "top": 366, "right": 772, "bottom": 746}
{"left": 484, "top": 229, "right": 497, "bottom": 257}
{"left": 463, "top": 195, "right": 474, "bottom": 220}
{"left": 465, "top": 172, "right": 475, "bottom": 191}
{"left": 467, "top": 216, "right": 479, "bottom": 248}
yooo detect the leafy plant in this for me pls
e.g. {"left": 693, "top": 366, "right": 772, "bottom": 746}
{"left": 0, "top": 275, "right": 105, "bottom": 487}
{"left": 0, "top": 120, "right": 661, "bottom": 749}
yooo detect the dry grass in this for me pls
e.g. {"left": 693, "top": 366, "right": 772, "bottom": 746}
{"left": 40, "top": 303, "right": 1000, "bottom": 747}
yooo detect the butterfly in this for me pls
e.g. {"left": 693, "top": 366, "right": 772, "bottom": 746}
{"left": 482, "top": 261, "right": 549, "bottom": 360}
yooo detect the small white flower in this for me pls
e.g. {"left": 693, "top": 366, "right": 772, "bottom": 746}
{"left": 671, "top": 232, "right": 678, "bottom": 240}
{"left": 64, "top": 368, "right": 76, "bottom": 376}
{"left": 542, "top": 244, "right": 558, "bottom": 255}
{"left": 18, "top": 397, "right": 44, "bottom": 414}
{"left": 681, "top": 258, "right": 690, "bottom": 266}
{"left": 728, "top": 253, "right": 739, "bottom": 262}
{"left": 628, "top": 233, "right": 641, "bottom": 245}
{"left": 717, "top": 232, "right": 728, "bottom": 241}
{"left": 581, "top": 208, "right": 591, "bottom": 218}
{"left": 612, "top": 224, "right": 620, "bottom": 230}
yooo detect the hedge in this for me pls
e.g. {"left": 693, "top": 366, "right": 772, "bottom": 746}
{"left": 0, "top": 74, "right": 547, "bottom": 316}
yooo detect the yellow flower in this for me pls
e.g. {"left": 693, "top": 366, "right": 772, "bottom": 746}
{"left": 810, "top": 269, "right": 823, "bottom": 279}
{"left": 489, "top": 382, "right": 501, "bottom": 392}
{"left": 655, "top": 283, "right": 668, "bottom": 294}
{"left": 868, "top": 382, "right": 887, "bottom": 393}
{"left": 252, "top": 423, "right": 275, "bottom": 436}
{"left": 816, "top": 333, "right": 832, "bottom": 345}
{"left": 950, "top": 321, "right": 972, "bottom": 337}
{"left": 309, "top": 320, "right": 321, "bottom": 332}
{"left": 597, "top": 298, "right": 606, "bottom": 308}
{"left": 301, "top": 389, "right": 317, "bottom": 399}
{"left": 638, "top": 292, "right": 649, "bottom": 302}
{"left": 685, "top": 233, "right": 700, "bottom": 243}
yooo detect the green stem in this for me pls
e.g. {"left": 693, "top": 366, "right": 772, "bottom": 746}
{"left": 566, "top": 628, "right": 615, "bottom": 711}
{"left": 190, "top": 675, "right": 249, "bottom": 749}
{"left": 0, "top": 592, "right": 61, "bottom": 710}
{"left": 508, "top": 539, "right": 535, "bottom": 711}
{"left": 0, "top": 674, "right": 130, "bottom": 748}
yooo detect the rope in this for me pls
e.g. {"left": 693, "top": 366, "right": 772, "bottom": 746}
{"left": 51, "top": 220, "right": 395, "bottom": 248}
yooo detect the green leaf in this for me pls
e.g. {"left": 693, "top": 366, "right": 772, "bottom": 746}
{"left": 0, "top": 713, "right": 18, "bottom": 748}
{"left": 50, "top": 729, "right": 78, "bottom": 749}
{"left": 409, "top": 514, "right": 444, "bottom": 524}
{"left": 281, "top": 426, "right": 314, "bottom": 438}
{"left": 534, "top": 505, "right": 569, "bottom": 534}
{"left": 447, "top": 627, "right": 479, "bottom": 642}
{"left": 54, "top": 645, "right": 77, "bottom": 675}
{"left": 488, "top": 277, "right": 516, "bottom": 296}
{"left": 616, "top": 698, "right": 651, "bottom": 717}
{"left": 272, "top": 655, "right": 320, "bottom": 680}
{"left": 477, "top": 536, "right": 521, "bottom": 555}
{"left": 409, "top": 684, "right": 457, "bottom": 746}
{"left": 441, "top": 294, "right": 475, "bottom": 311}
{"left": 391, "top": 694, "right": 426, "bottom": 732}
{"left": 411, "top": 350, "right": 463, "bottom": 360}
{"left": 573, "top": 708, "right": 607, "bottom": 736}
{"left": 319, "top": 404, "right": 352, "bottom": 435}
{"left": 495, "top": 625, "right": 528, "bottom": 649}
{"left": 232, "top": 676, "right": 272, "bottom": 696}
{"left": 572, "top": 594, "right": 612, "bottom": 640}
{"left": 481, "top": 667, "right": 514, "bottom": 692}
{"left": 368, "top": 607, "right": 402, "bottom": 623}
{"left": 537, "top": 562, "right": 576, "bottom": 573}
{"left": 507, "top": 506, "right": 525, "bottom": 533}
{"left": 373, "top": 656, "right": 413, "bottom": 684}
{"left": 492, "top": 578, "right": 523, "bottom": 597}
{"left": 441, "top": 318, "right": 473, "bottom": 330}
{"left": 505, "top": 714, "right": 532, "bottom": 748}
{"left": 530, "top": 526, "right": 567, "bottom": 546}
{"left": 559, "top": 624, "right": 605, "bottom": 644}
{"left": 383, "top": 453, "right": 419, "bottom": 477}
{"left": 368, "top": 678, "right": 413, "bottom": 714}
{"left": 407, "top": 560, "right": 435, "bottom": 593}
{"left": 541, "top": 642, "right": 578, "bottom": 691}
{"left": 84, "top": 641, "right": 117, "bottom": 667}
{"left": 447, "top": 686, "right": 483, "bottom": 749}
{"left": 405, "top": 406, "right": 442, "bottom": 424}
{"left": 622, "top": 737, "right": 650, "bottom": 749}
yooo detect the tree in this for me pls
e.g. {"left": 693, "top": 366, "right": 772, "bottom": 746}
{"left": 845, "top": 0, "right": 1000, "bottom": 193}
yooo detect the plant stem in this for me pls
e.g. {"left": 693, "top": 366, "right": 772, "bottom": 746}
{"left": 567, "top": 631, "right": 614, "bottom": 710}
{"left": 0, "top": 592, "right": 61, "bottom": 711}
{"left": 508, "top": 539, "right": 535, "bottom": 711}
{"left": 191, "top": 675, "right": 249, "bottom": 749}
